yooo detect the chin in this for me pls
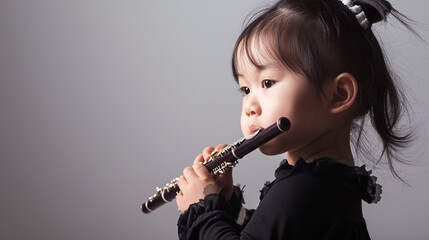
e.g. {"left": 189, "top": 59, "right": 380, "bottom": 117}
{"left": 258, "top": 143, "right": 287, "bottom": 156}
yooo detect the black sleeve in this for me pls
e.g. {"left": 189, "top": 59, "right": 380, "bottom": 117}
{"left": 178, "top": 173, "right": 327, "bottom": 240}
{"left": 177, "top": 186, "right": 246, "bottom": 240}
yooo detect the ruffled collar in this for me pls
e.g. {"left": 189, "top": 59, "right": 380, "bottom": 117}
{"left": 260, "top": 157, "right": 382, "bottom": 204}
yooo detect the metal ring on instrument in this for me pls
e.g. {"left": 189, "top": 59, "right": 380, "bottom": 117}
{"left": 277, "top": 119, "right": 288, "bottom": 132}
{"left": 145, "top": 202, "right": 152, "bottom": 213}
{"left": 161, "top": 190, "right": 170, "bottom": 203}
{"left": 232, "top": 148, "right": 240, "bottom": 159}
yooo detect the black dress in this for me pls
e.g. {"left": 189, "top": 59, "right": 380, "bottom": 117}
{"left": 178, "top": 157, "right": 382, "bottom": 240}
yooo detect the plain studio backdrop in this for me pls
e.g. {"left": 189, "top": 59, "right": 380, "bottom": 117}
{"left": 0, "top": 0, "right": 428, "bottom": 239}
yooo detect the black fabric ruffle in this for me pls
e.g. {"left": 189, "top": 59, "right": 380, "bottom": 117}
{"left": 260, "top": 157, "right": 382, "bottom": 203}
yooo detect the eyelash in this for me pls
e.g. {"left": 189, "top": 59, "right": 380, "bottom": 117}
{"left": 239, "top": 80, "right": 276, "bottom": 96}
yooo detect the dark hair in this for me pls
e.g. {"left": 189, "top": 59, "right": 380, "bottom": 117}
{"left": 231, "top": 0, "right": 415, "bottom": 180}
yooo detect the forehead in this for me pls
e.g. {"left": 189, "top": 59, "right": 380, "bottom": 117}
{"left": 235, "top": 35, "right": 285, "bottom": 76}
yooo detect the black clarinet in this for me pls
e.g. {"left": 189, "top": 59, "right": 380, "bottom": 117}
{"left": 141, "top": 117, "right": 291, "bottom": 214}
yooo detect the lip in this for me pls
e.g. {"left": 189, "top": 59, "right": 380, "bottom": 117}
{"left": 248, "top": 124, "right": 262, "bottom": 134}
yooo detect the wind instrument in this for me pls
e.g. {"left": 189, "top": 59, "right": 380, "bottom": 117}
{"left": 141, "top": 117, "right": 290, "bottom": 214}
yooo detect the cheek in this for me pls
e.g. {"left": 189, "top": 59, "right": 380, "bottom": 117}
{"left": 266, "top": 90, "right": 296, "bottom": 121}
{"left": 240, "top": 112, "right": 248, "bottom": 136}
{"left": 273, "top": 86, "right": 316, "bottom": 121}
{"left": 263, "top": 88, "right": 319, "bottom": 144}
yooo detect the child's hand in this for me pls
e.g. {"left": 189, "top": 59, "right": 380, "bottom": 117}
{"left": 202, "top": 144, "right": 234, "bottom": 201}
{"left": 176, "top": 144, "right": 234, "bottom": 213}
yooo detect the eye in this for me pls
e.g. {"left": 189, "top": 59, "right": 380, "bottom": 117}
{"left": 262, "top": 80, "right": 275, "bottom": 88}
{"left": 240, "top": 86, "right": 250, "bottom": 95}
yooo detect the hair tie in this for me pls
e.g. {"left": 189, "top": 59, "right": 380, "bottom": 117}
{"left": 340, "top": 0, "right": 370, "bottom": 29}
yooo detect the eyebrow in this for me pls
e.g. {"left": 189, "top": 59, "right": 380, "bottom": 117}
{"left": 236, "top": 62, "right": 283, "bottom": 78}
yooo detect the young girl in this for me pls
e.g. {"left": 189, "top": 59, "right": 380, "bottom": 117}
{"left": 176, "top": 0, "right": 413, "bottom": 239}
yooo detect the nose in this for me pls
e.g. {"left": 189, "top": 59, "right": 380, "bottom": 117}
{"left": 244, "top": 94, "right": 261, "bottom": 117}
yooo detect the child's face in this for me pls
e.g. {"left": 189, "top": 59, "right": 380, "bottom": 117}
{"left": 236, "top": 42, "right": 331, "bottom": 156}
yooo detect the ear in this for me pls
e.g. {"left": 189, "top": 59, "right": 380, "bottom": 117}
{"left": 325, "top": 73, "right": 358, "bottom": 114}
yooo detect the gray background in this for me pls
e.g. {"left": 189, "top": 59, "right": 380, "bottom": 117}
{"left": 0, "top": 0, "right": 428, "bottom": 239}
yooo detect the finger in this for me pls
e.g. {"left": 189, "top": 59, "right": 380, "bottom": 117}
{"left": 191, "top": 154, "right": 213, "bottom": 180}
{"left": 177, "top": 175, "right": 187, "bottom": 190}
{"left": 183, "top": 166, "right": 199, "bottom": 182}
{"left": 202, "top": 146, "right": 215, "bottom": 160}
{"left": 193, "top": 160, "right": 213, "bottom": 179}
{"left": 214, "top": 144, "right": 228, "bottom": 153}
{"left": 193, "top": 154, "right": 206, "bottom": 166}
